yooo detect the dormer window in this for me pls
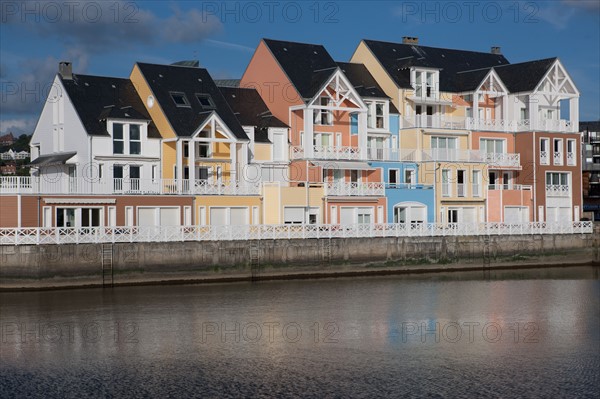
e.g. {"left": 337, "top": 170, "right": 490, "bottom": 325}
{"left": 314, "top": 97, "right": 333, "bottom": 126}
{"left": 196, "top": 94, "right": 216, "bottom": 109}
{"left": 170, "top": 92, "right": 190, "bottom": 107}
{"left": 413, "top": 69, "right": 438, "bottom": 99}
{"left": 366, "top": 101, "right": 387, "bottom": 130}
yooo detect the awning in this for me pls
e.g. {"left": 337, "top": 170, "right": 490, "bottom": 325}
{"left": 29, "top": 152, "right": 77, "bottom": 166}
{"left": 311, "top": 161, "right": 376, "bottom": 171}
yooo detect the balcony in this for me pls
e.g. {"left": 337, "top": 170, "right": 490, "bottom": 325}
{"left": 401, "top": 115, "right": 466, "bottom": 130}
{"left": 421, "top": 148, "right": 485, "bottom": 163}
{"left": 540, "top": 151, "right": 549, "bottom": 165}
{"left": 538, "top": 118, "right": 573, "bottom": 132}
{"left": 488, "top": 184, "right": 532, "bottom": 191}
{"left": 546, "top": 184, "right": 570, "bottom": 197}
{"left": 482, "top": 152, "right": 521, "bottom": 169}
{"left": 553, "top": 152, "right": 563, "bottom": 166}
{"left": 291, "top": 146, "right": 361, "bottom": 161}
{"left": 566, "top": 152, "right": 576, "bottom": 166}
{"left": 324, "top": 181, "right": 384, "bottom": 196}
{"left": 0, "top": 176, "right": 261, "bottom": 196}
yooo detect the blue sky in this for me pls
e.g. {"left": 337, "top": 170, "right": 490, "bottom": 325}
{"left": 1, "top": 0, "right": 599, "bottom": 135}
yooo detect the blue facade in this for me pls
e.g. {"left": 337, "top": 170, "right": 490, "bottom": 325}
{"left": 369, "top": 161, "right": 435, "bottom": 223}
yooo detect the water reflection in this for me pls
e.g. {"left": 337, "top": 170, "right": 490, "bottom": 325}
{"left": 1, "top": 266, "right": 599, "bottom": 397}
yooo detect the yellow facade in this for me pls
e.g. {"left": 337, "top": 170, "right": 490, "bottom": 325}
{"left": 262, "top": 183, "right": 325, "bottom": 224}
{"left": 195, "top": 196, "right": 262, "bottom": 225}
{"left": 253, "top": 144, "right": 271, "bottom": 161}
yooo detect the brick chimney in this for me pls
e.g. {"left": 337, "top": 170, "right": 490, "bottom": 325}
{"left": 59, "top": 61, "right": 72, "bottom": 80}
{"left": 491, "top": 46, "right": 501, "bottom": 55}
{"left": 402, "top": 36, "right": 419, "bottom": 45}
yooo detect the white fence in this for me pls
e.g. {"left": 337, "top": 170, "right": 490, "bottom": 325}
{"left": 0, "top": 176, "right": 261, "bottom": 196}
{"left": 0, "top": 222, "right": 592, "bottom": 246}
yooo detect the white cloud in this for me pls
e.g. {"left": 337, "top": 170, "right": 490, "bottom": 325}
{"left": 0, "top": 118, "right": 35, "bottom": 135}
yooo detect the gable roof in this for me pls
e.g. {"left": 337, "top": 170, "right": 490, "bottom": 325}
{"left": 218, "top": 87, "right": 288, "bottom": 143}
{"left": 60, "top": 74, "right": 160, "bottom": 138}
{"left": 335, "top": 61, "right": 399, "bottom": 113}
{"left": 262, "top": 38, "right": 339, "bottom": 100}
{"left": 135, "top": 62, "right": 248, "bottom": 140}
{"left": 361, "top": 39, "right": 510, "bottom": 92}
{"left": 493, "top": 58, "right": 557, "bottom": 93}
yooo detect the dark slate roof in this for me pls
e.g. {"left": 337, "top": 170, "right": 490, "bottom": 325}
{"left": 135, "top": 63, "right": 248, "bottom": 140}
{"left": 493, "top": 58, "right": 557, "bottom": 93}
{"left": 60, "top": 74, "right": 160, "bottom": 138}
{"left": 29, "top": 151, "right": 77, "bottom": 166}
{"left": 335, "top": 61, "right": 399, "bottom": 113}
{"left": 214, "top": 79, "right": 241, "bottom": 88}
{"left": 218, "top": 87, "right": 288, "bottom": 143}
{"left": 362, "top": 39, "right": 510, "bottom": 92}
{"left": 263, "top": 38, "right": 338, "bottom": 100}
{"left": 335, "top": 62, "right": 389, "bottom": 99}
{"left": 453, "top": 68, "right": 491, "bottom": 92}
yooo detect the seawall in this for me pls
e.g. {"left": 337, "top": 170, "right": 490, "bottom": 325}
{"left": 2, "top": 230, "right": 599, "bottom": 290}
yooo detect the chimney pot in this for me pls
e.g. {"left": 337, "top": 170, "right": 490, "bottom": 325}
{"left": 59, "top": 61, "right": 72, "bottom": 80}
{"left": 491, "top": 46, "right": 501, "bottom": 55}
{"left": 402, "top": 36, "right": 419, "bottom": 45}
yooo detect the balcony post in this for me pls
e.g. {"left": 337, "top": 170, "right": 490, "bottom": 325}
{"left": 188, "top": 140, "right": 195, "bottom": 193}
{"left": 176, "top": 139, "right": 183, "bottom": 194}
{"left": 472, "top": 91, "right": 479, "bottom": 130}
{"left": 528, "top": 95, "right": 539, "bottom": 131}
{"left": 303, "top": 108, "right": 314, "bottom": 158}
{"left": 358, "top": 111, "right": 368, "bottom": 160}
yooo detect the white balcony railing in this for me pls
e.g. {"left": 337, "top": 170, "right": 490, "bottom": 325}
{"left": 325, "top": 182, "right": 385, "bottom": 196}
{"left": 488, "top": 184, "right": 532, "bottom": 191}
{"left": 540, "top": 151, "right": 549, "bottom": 165}
{"left": 457, "top": 183, "right": 466, "bottom": 197}
{"left": 400, "top": 114, "right": 574, "bottom": 133}
{"left": 546, "top": 184, "right": 570, "bottom": 197}
{"left": 291, "top": 146, "right": 361, "bottom": 160}
{"left": 482, "top": 152, "right": 521, "bottom": 168}
{"left": 553, "top": 152, "right": 563, "bottom": 165}
{"left": 422, "top": 149, "right": 485, "bottom": 162}
{"left": 0, "top": 176, "right": 261, "bottom": 196}
{"left": 567, "top": 152, "right": 576, "bottom": 166}
{"left": 0, "top": 222, "right": 592, "bottom": 246}
{"left": 401, "top": 115, "right": 466, "bottom": 130}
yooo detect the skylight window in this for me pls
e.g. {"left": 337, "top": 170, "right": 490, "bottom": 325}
{"left": 170, "top": 92, "right": 190, "bottom": 107}
{"left": 196, "top": 94, "right": 216, "bottom": 109}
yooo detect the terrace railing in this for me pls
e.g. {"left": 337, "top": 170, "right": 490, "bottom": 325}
{"left": 0, "top": 222, "right": 592, "bottom": 246}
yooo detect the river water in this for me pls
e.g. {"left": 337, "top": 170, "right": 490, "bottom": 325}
{"left": 1, "top": 266, "right": 599, "bottom": 398}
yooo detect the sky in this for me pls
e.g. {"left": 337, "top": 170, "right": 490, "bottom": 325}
{"left": 1, "top": 0, "right": 599, "bottom": 135}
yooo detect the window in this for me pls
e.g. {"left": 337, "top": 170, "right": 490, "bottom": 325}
{"left": 389, "top": 169, "right": 399, "bottom": 187}
{"left": 404, "top": 169, "right": 415, "bottom": 186}
{"left": 129, "top": 124, "right": 141, "bottom": 155}
{"left": 357, "top": 211, "right": 371, "bottom": 224}
{"left": 567, "top": 139, "right": 576, "bottom": 166}
{"left": 350, "top": 113, "right": 358, "bottom": 135}
{"left": 170, "top": 92, "right": 190, "bottom": 107}
{"left": 520, "top": 108, "right": 529, "bottom": 121}
{"left": 414, "top": 70, "right": 436, "bottom": 98}
{"left": 314, "top": 97, "right": 332, "bottom": 125}
{"left": 457, "top": 170, "right": 466, "bottom": 197}
{"left": 502, "top": 171, "right": 512, "bottom": 190}
{"left": 113, "top": 123, "right": 124, "bottom": 154}
{"left": 375, "top": 103, "right": 384, "bottom": 128}
{"left": 442, "top": 169, "right": 451, "bottom": 197}
{"left": 284, "top": 207, "right": 305, "bottom": 224}
{"left": 447, "top": 209, "right": 459, "bottom": 224}
{"left": 273, "top": 133, "right": 286, "bottom": 161}
{"left": 480, "top": 138, "right": 504, "bottom": 153}
{"left": 553, "top": 138, "right": 563, "bottom": 165}
{"left": 113, "top": 165, "right": 123, "bottom": 190}
{"left": 546, "top": 172, "right": 568, "bottom": 186}
{"left": 472, "top": 170, "right": 481, "bottom": 197}
{"left": 431, "top": 137, "right": 457, "bottom": 149}
{"left": 350, "top": 170, "right": 361, "bottom": 183}
{"left": 198, "top": 143, "right": 210, "bottom": 158}
{"left": 196, "top": 94, "right": 215, "bottom": 109}
{"left": 540, "top": 138, "right": 549, "bottom": 165}
{"left": 56, "top": 208, "right": 76, "bottom": 228}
